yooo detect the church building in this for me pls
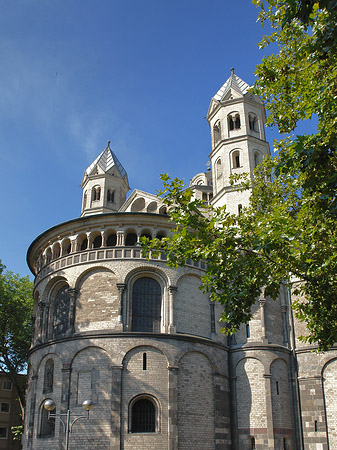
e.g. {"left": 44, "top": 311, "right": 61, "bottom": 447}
{"left": 22, "top": 71, "right": 337, "bottom": 450}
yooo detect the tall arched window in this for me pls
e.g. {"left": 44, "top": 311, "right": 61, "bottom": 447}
{"left": 213, "top": 121, "right": 221, "bottom": 146}
{"left": 125, "top": 233, "right": 137, "bottom": 246}
{"left": 107, "top": 190, "right": 115, "bottom": 203}
{"left": 228, "top": 113, "right": 241, "bottom": 131}
{"left": 92, "top": 235, "right": 102, "bottom": 248}
{"left": 107, "top": 233, "right": 117, "bottom": 246}
{"left": 39, "top": 402, "right": 55, "bottom": 437}
{"left": 216, "top": 159, "right": 223, "bottom": 178}
{"left": 131, "top": 398, "right": 156, "bottom": 433}
{"left": 249, "top": 113, "right": 259, "bottom": 132}
{"left": 43, "top": 359, "right": 54, "bottom": 394}
{"left": 53, "top": 286, "right": 70, "bottom": 338}
{"left": 232, "top": 150, "right": 241, "bottom": 168}
{"left": 132, "top": 278, "right": 161, "bottom": 332}
{"left": 92, "top": 186, "right": 101, "bottom": 201}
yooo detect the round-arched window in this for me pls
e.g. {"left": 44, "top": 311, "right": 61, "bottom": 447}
{"left": 132, "top": 278, "right": 161, "bottom": 332}
{"left": 131, "top": 398, "right": 156, "bottom": 433}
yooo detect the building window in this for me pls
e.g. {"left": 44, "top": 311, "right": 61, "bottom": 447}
{"left": 53, "top": 286, "right": 70, "bottom": 338}
{"left": 131, "top": 398, "right": 156, "bottom": 433}
{"left": 107, "top": 190, "right": 115, "bottom": 203}
{"left": 238, "top": 204, "right": 242, "bottom": 215}
{"left": 249, "top": 113, "right": 259, "bottom": 132}
{"left": 43, "top": 359, "right": 54, "bottom": 394}
{"left": 0, "top": 428, "right": 8, "bottom": 439}
{"left": 132, "top": 278, "right": 161, "bottom": 332}
{"left": 228, "top": 113, "right": 241, "bottom": 131}
{"left": 92, "top": 186, "right": 101, "bottom": 201}
{"left": 232, "top": 150, "right": 241, "bottom": 168}
{"left": 2, "top": 380, "right": 12, "bottom": 391}
{"left": 216, "top": 159, "right": 223, "bottom": 178}
{"left": 143, "top": 353, "right": 147, "bottom": 370}
{"left": 80, "top": 238, "right": 88, "bottom": 251}
{"left": 246, "top": 323, "right": 250, "bottom": 338}
{"left": 39, "top": 403, "right": 55, "bottom": 437}
{"left": 0, "top": 403, "right": 10, "bottom": 413}
{"left": 213, "top": 121, "right": 221, "bottom": 146}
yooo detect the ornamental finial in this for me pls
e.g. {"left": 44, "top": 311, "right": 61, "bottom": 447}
{"left": 231, "top": 67, "right": 234, "bottom": 75}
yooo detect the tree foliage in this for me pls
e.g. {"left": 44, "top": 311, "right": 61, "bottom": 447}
{"left": 143, "top": 0, "right": 337, "bottom": 351}
{"left": 0, "top": 260, "right": 34, "bottom": 414}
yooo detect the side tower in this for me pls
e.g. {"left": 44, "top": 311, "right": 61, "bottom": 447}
{"left": 207, "top": 69, "right": 270, "bottom": 214}
{"left": 81, "top": 141, "right": 130, "bottom": 216}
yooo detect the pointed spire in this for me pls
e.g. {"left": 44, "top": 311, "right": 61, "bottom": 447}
{"left": 212, "top": 69, "right": 250, "bottom": 101}
{"left": 85, "top": 141, "right": 127, "bottom": 179}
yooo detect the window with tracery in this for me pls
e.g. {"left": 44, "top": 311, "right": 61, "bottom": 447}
{"left": 132, "top": 278, "right": 161, "bottom": 332}
{"left": 131, "top": 398, "right": 156, "bottom": 433}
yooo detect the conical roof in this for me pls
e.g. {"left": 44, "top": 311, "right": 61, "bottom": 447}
{"left": 213, "top": 68, "right": 250, "bottom": 101}
{"left": 85, "top": 141, "right": 127, "bottom": 178}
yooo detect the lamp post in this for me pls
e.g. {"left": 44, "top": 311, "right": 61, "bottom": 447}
{"left": 43, "top": 399, "right": 94, "bottom": 450}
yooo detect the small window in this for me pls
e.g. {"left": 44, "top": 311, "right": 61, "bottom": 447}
{"left": 107, "top": 190, "right": 115, "bottom": 203}
{"left": 232, "top": 151, "right": 241, "bottom": 169}
{"left": 131, "top": 398, "right": 156, "bottom": 433}
{"left": 216, "top": 159, "right": 223, "bottom": 178}
{"left": 2, "top": 380, "right": 12, "bottom": 391}
{"left": 0, "top": 403, "right": 10, "bottom": 413}
{"left": 213, "top": 121, "right": 221, "bottom": 146}
{"left": 249, "top": 114, "right": 259, "bottom": 132}
{"left": 143, "top": 353, "right": 147, "bottom": 370}
{"left": 283, "top": 438, "right": 287, "bottom": 450}
{"left": 0, "top": 427, "right": 8, "bottom": 439}
{"left": 246, "top": 323, "right": 250, "bottom": 338}
{"left": 276, "top": 381, "right": 279, "bottom": 395}
{"left": 228, "top": 113, "right": 240, "bottom": 131}
{"left": 92, "top": 186, "right": 101, "bottom": 201}
{"left": 314, "top": 420, "right": 318, "bottom": 432}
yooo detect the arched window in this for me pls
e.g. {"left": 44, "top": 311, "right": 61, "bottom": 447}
{"left": 53, "top": 244, "right": 60, "bottom": 260}
{"left": 107, "top": 233, "right": 117, "bottom": 247}
{"left": 216, "top": 159, "right": 223, "bottom": 178}
{"left": 131, "top": 398, "right": 156, "bottom": 433}
{"left": 228, "top": 113, "right": 240, "bottom": 131}
{"left": 132, "top": 278, "right": 161, "bottom": 332}
{"left": 249, "top": 113, "right": 259, "bottom": 132}
{"left": 43, "top": 359, "right": 54, "bottom": 394}
{"left": 80, "top": 238, "right": 88, "bottom": 251}
{"left": 232, "top": 150, "right": 241, "bottom": 168}
{"left": 107, "top": 190, "right": 115, "bottom": 203}
{"left": 39, "top": 402, "right": 55, "bottom": 437}
{"left": 53, "top": 286, "right": 70, "bottom": 338}
{"left": 92, "top": 186, "right": 101, "bottom": 201}
{"left": 213, "top": 121, "right": 221, "bottom": 146}
{"left": 250, "top": 436, "right": 256, "bottom": 449}
{"left": 125, "top": 233, "right": 137, "bottom": 246}
{"left": 140, "top": 231, "right": 152, "bottom": 240}
{"left": 62, "top": 239, "right": 71, "bottom": 256}
{"left": 254, "top": 151, "right": 262, "bottom": 168}
{"left": 159, "top": 206, "right": 167, "bottom": 215}
{"left": 45, "top": 248, "right": 52, "bottom": 264}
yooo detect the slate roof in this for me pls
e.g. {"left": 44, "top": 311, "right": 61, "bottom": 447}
{"left": 85, "top": 141, "right": 127, "bottom": 178}
{"left": 213, "top": 69, "right": 250, "bottom": 101}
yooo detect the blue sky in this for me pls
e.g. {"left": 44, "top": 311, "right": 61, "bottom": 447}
{"left": 0, "top": 0, "right": 277, "bottom": 276}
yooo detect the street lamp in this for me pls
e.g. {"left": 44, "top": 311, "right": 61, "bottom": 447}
{"left": 43, "top": 399, "right": 94, "bottom": 450}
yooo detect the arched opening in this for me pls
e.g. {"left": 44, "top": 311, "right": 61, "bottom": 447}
{"left": 228, "top": 112, "right": 240, "bottom": 131}
{"left": 52, "top": 244, "right": 61, "bottom": 260}
{"left": 250, "top": 436, "right": 256, "bottom": 449}
{"left": 92, "top": 186, "right": 101, "bottom": 201}
{"left": 131, "top": 277, "right": 161, "bottom": 332}
{"left": 80, "top": 237, "right": 88, "bottom": 251}
{"left": 232, "top": 150, "right": 241, "bottom": 168}
{"left": 131, "top": 398, "right": 156, "bottom": 433}
{"left": 147, "top": 201, "right": 157, "bottom": 213}
{"left": 125, "top": 233, "right": 137, "bottom": 246}
{"left": 140, "top": 231, "right": 152, "bottom": 240}
{"left": 106, "top": 233, "right": 117, "bottom": 247}
{"left": 159, "top": 205, "right": 167, "bottom": 215}
{"left": 249, "top": 113, "right": 259, "bottom": 132}
{"left": 62, "top": 239, "right": 71, "bottom": 256}
{"left": 216, "top": 159, "right": 223, "bottom": 178}
{"left": 213, "top": 121, "right": 221, "bottom": 146}
{"left": 45, "top": 248, "right": 52, "bottom": 264}
{"left": 107, "top": 190, "right": 115, "bottom": 203}
{"left": 92, "top": 235, "right": 102, "bottom": 248}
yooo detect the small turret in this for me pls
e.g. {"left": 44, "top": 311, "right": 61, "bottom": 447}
{"left": 80, "top": 141, "right": 130, "bottom": 216}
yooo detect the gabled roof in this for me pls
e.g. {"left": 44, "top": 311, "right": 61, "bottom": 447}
{"left": 213, "top": 68, "right": 250, "bottom": 101}
{"left": 85, "top": 141, "right": 127, "bottom": 178}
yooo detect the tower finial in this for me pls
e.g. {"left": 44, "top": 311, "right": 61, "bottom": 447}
{"left": 107, "top": 140, "right": 111, "bottom": 148}
{"left": 231, "top": 67, "right": 235, "bottom": 75}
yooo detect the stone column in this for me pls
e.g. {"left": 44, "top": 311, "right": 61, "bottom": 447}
{"left": 101, "top": 230, "right": 107, "bottom": 247}
{"left": 168, "top": 366, "right": 179, "bottom": 450}
{"left": 110, "top": 366, "right": 122, "bottom": 450}
{"left": 117, "top": 231, "right": 124, "bottom": 246}
{"left": 67, "top": 288, "right": 78, "bottom": 335}
{"left": 264, "top": 373, "right": 275, "bottom": 449}
{"left": 116, "top": 283, "right": 126, "bottom": 329}
{"left": 168, "top": 286, "right": 177, "bottom": 333}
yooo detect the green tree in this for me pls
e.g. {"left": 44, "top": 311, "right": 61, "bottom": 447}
{"left": 143, "top": 0, "right": 337, "bottom": 351}
{"left": 0, "top": 260, "right": 34, "bottom": 415}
